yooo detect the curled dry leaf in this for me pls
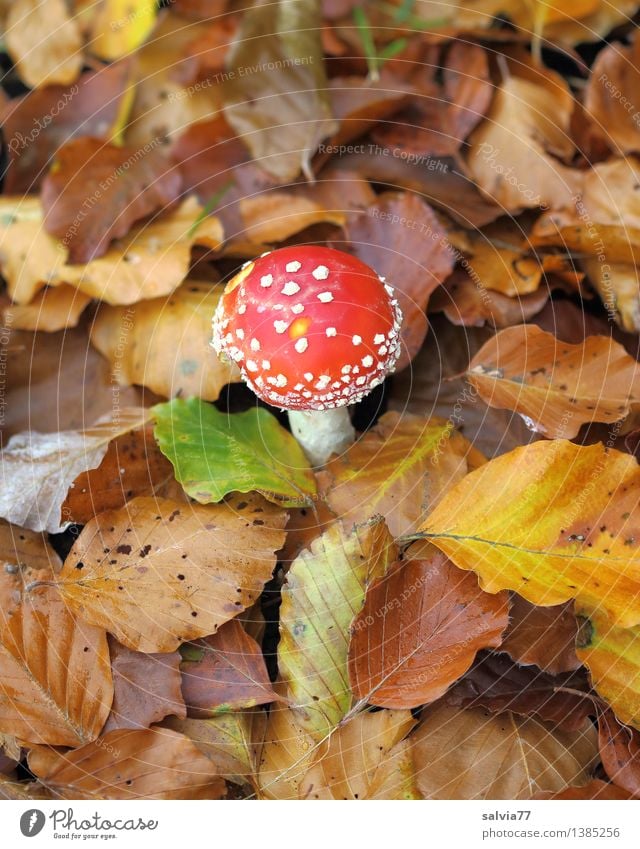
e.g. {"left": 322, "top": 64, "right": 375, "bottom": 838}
{"left": 576, "top": 607, "right": 640, "bottom": 730}
{"left": 501, "top": 594, "right": 580, "bottom": 675}
{"left": 581, "top": 259, "right": 640, "bottom": 335}
{"left": 466, "top": 324, "right": 640, "bottom": 438}
{"left": 42, "top": 138, "right": 183, "bottom": 264}
{"left": 3, "top": 286, "right": 92, "bottom": 333}
{"left": 0, "top": 407, "right": 150, "bottom": 533}
{"left": 299, "top": 709, "right": 417, "bottom": 800}
{"left": 342, "top": 192, "right": 455, "bottom": 367}
{"left": 0, "top": 575, "right": 112, "bottom": 747}
{"left": 0, "top": 196, "right": 223, "bottom": 307}
{"left": 180, "top": 619, "right": 280, "bottom": 716}
{"left": 321, "top": 411, "right": 483, "bottom": 538}
{"left": 597, "top": 709, "right": 640, "bottom": 797}
{"left": 28, "top": 727, "right": 226, "bottom": 800}
{"left": 90, "top": 282, "right": 242, "bottom": 401}
{"left": 5, "top": 0, "right": 82, "bottom": 89}
{"left": 412, "top": 703, "right": 598, "bottom": 800}
{"left": 54, "top": 494, "right": 287, "bottom": 653}
{"left": 0, "top": 63, "right": 130, "bottom": 194}
{"left": 348, "top": 541, "right": 509, "bottom": 710}
{"left": 447, "top": 651, "right": 594, "bottom": 732}
{"left": 278, "top": 520, "right": 397, "bottom": 740}
{"left": 421, "top": 440, "right": 640, "bottom": 628}
{"left": 104, "top": 637, "right": 185, "bottom": 733}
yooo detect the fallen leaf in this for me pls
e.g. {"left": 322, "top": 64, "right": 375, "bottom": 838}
{"left": 28, "top": 727, "right": 226, "bottom": 799}
{"left": 460, "top": 220, "right": 545, "bottom": 298}
{"left": 348, "top": 541, "right": 509, "bottom": 709}
{"left": 581, "top": 259, "right": 640, "bottom": 334}
{"left": 576, "top": 607, "right": 640, "bottom": 729}
{"left": 0, "top": 575, "right": 112, "bottom": 746}
{"left": 6, "top": 0, "right": 82, "bottom": 89}
{"left": 279, "top": 495, "right": 336, "bottom": 566}
{"left": 597, "top": 709, "right": 640, "bottom": 797}
{"left": 104, "top": 637, "right": 185, "bottom": 732}
{"left": 421, "top": 440, "right": 640, "bottom": 628}
{"left": 181, "top": 619, "right": 279, "bottom": 715}
{"left": 153, "top": 397, "right": 317, "bottom": 508}
{"left": 536, "top": 779, "right": 634, "bottom": 800}
{"left": 0, "top": 196, "right": 224, "bottom": 306}
{"left": 447, "top": 651, "right": 594, "bottom": 732}
{"left": 365, "top": 738, "right": 420, "bottom": 800}
{"left": 90, "top": 281, "right": 241, "bottom": 401}
{"left": 466, "top": 324, "right": 640, "bottom": 438}
{"left": 279, "top": 520, "right": 396, "bottom": 740}
{"left": 321, "top": 411, "right": 483, "bottom": 538}
{"left": 342, "top": 192, "right": 455, "bottom": 367}
{"left": 412, "top": 703, "right": 598, "bottom": 799}
{"left": 299, "top": 709, "right": 416, "bottom": 799}
{"left": 0, "top": 63, "right": 130, "bottom": 193}
{"left": 54, "top": 494, "right": 287, "bottom": 652}
{"left": 223, "top": 0, "right": 337, "bottom": 181}
{"left": 0, "top": 407, "right": 150, "bottom": 533}
{"left": 238, "top": 192, "right": 345, "bottom": 244}
{"left": 2, "top": 286, "right": 92, "bottom": 332}
{"left": 256, "top": 689, "right": 316, "bottom": 799}
{"left": 90, "top": 0, "right": 158, "bottom": 61}
{"left": 42, "top": 138, "right": 182, "bottom": 264}
{"left": 502, "top": 595, "right": 580, "bottom": 675}
{"left": 60, "top": 425, "right": 174, "bottom": 525}
{"left": 0, "top": 775, "right": 54, "bottom": 800}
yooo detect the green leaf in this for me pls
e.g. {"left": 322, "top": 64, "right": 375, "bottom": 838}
{"left": 152, "top": 397, "right": 317, "bottom": 508}
{"left": 222, "top": 0, "right": 337, "bottom": 182}
{"left": 278, "top": 519, "right": 397, "bottom": 741}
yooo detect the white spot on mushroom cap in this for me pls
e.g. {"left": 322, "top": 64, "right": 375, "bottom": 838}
{"left": 250, "top": 338, "right": 260, "bottom": 352}
{"left": 374, "top": 334, "right": 385, "bottom": 344}
{"left": 294, "top": 337, "right": 308, "bottom": 353}
{"left": 304, "top": 372, "right": 314, "bottom": 381}
{"left": 274, "top": 320, "right": 288, "bottom": 334}
{"left": 282, "top": 280, "right": 300, "bottom": 296}
{"left": 312, "top": 265, "right": 329, "bottom": 280}
{"left": 260, "top": 274, "right": 273, "bottom": 287}
{"left": 342, "top": 365, "right": 352, "bottom": 375}
{"left": 362, "top": 355, "right": 374, "bottom": 368}
{"left": 236, "top": 328, "right": 245, "bottom": 340}
{"left": 261, "top": 359, "right": 271, "bottom": 370}
{"left": 246, "top": 360, "right": 258, "bottom": 372}
{"left": 285, "top": 260, "right": 301, "bottom": 272}
{"left": 238, "top": 304, "right": 247, "bottom": 314}
{"left": 291, "top": 303, "right": 304, "bottom": 314}
{"left": 326, "top": 327, "right": 337, "bottom": 337}
{"left": 352, "top": 335, "right": 362, "bottom": 345}
{"left": 317, "top": 292, "right": 333, "bottom": 303}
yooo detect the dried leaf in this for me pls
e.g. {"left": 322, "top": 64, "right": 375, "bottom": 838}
{"left": 502, "top": 595, "right": 580, "bottom": 675}
{"left": 421, "top": 440, "right": 640, "bottom": 628}
{"left": 412, "top": 703, "right": 598, "bottom": 799}
{"left": 279, "top": 520, "right": 396, "bottom": 740}
{"left": 0, "top": 407, "right": 150, "bottom": 533}
{"left": 90, "top": 0, "right": 158, "bottom": 61}
{"left": 537, "top": 780, "right": 635, "bottom": 800}
{"left": 42, "top": 138, "right": 182, "bottom": 264}
{"left": 597, "top": 709, "right": 640, "bottom": 797}
{"left": 28, "top": 727, "right": 226, "bottom": 799}
{"left": 54, "top": 494, "right": 287, "bottom": 652}
{"left": 104, "top": 637, "right": 185, "bottom": 733}
{"left": 466, "top": 325, "right": 640, "bottom": 438}
{"left": 3, "top": 286, "right": 92, "bottom": 332}
{"left": 90, "top": 282, "right": 241, "bottom": 401}
{"left": 256, "top": 691, "right": 316, "bottom": 799}
{"left": 181, "top": 619, "right": 279, "bottom": 715}
{"left": 348, "top": 542, "right": 509, "bottom": 709}
{"left": 153, "top": 397, "right": 317, "bottom": 508}
{"left": 321, "top": 411, "right": 483, "bottom": 538}
{"left": 238, "top": 192, "right": 345, "bottom": 244}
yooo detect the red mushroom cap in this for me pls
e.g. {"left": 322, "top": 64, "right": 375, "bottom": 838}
{"left": 212, "top": 246, "right": 402, "bottom": 411}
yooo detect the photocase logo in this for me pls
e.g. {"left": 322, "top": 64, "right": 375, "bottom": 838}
{"left": 20, "top": 809, "right": 46, "bottom": 837}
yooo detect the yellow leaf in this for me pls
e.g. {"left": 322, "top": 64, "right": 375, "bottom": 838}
{"left": 421, "top": 440, "right": 640, "bottom": 627}
{"left": 90, "top": 0, "right": 158, "bottom": 61}
{"left": 3, "top": 285, "right": 91, "bottom": 332}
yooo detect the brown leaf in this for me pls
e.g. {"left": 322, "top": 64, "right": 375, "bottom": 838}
{"left": 28, "top": 727, "right": 226, "bottom": 799}
{"left": 61, "top": 425, "right": 174, "bottom": 525}
{"left": 279, "top": 496, "right": 336, "bottom": 566}
{"left": 412, "top": 702, "right": 598, "bottom": 799}
{"left": 104, "top": 637, "right": 185, "bottom": 733}
{"left": 0, "top": 576, "right": 113, "bottom": 746}
{"left": 598, "top": 709, "right": 640, "bottom": 798}
{"left": 55, "top": 495, "right": 287, "bottom": 652}
{"left": 0, "top": 775, "right": 55, "bottom": 800}
{"left": 467, "top": 324, "right": 640, "bottom": 438}
{"left": 342, "top": 192, "right": 455, "bottom": 367}
{"left": 447, "top": 652, "right": 594, "bottom": 732}
{"left": 321, "top": 411, "right": 483, "bottom": 538}
{"left": 348, "top": 542, "right": 509, "bottom": 709}
{"left": 502, "top": 595, "right": 581, "bottom": 675}
{"left": 536, "top": 779, "right": 634, "bottom": 800}
{"left": 0, "top": 63, "right": 130, "bottom": 194}
{"left": 170, "top": 16, "right": 237, "bottom": 87}
{"left": 42, "top": 138, "right": 182, "bottom": 264}
{"left": 181, "top": 619, "right": 279, "bottom": 716}
{"left": 3, "top": 286, "right": 92, "bottom": 332}
{"left": 0, "top": 522, "right": 61, "bottom": 617}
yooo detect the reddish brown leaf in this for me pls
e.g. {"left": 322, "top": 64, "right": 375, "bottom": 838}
{"left": 502, "top": 595, "right": 581, "bottom": 675}
{"left": 348, "top": 542, "right": 509, "bottom": 709}
{"left": 171, "top": 17, "right": 238, "bottom": 87}
{"left": 0, "top": 63, "right": 130, "bottom": 194}
{"left": 447, "top": 651, "right": 594, "bottom": 732}
{"left": 42, "top": 138, "right": 182, "bottom": 264}
{"left": 342, "top": 192, "right": 455, "bottom": 367}
{"left": 28, "top": 727, "right": 226, "bottom": 799}
{"left": 104, "top": 637, "right": 185, "bottom": 733}
{"left": 181, "top": 619, "right": 279, "bottom": 716}
{"left": 598, "top": 709, "right": 640, "bottom": 798}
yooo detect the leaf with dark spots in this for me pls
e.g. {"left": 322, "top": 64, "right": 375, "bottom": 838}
{"left": 180, "top": 619, "right": 281, "bottom": 716}
{"left": 42, "top": 138, "right": 182, "bottom": 264}
{"left": 104, "top": 637, "right": 185, "bottom": 732}
{"left": 446, "top": 651, "right": 595, "bottom": 732}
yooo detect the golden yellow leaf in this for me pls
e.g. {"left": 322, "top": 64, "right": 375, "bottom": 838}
{"left": 90, "top": 0, "right": 158, "bottom": 61}
{"left": 238, "top": 193, "right": 345, "bottom": 244}
{"left": 3, "top": 285, "right": 91, "bottom": 332}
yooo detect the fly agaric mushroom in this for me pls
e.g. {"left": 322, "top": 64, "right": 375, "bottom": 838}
{"left": 211, "top": 246, "right": 402, "bottom": 465}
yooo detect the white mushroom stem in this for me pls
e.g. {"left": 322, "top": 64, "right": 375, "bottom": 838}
{"left": 288, "top": 407, "right": 356, "bottom": 467}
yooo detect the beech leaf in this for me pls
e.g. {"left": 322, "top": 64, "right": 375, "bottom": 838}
{"left": 502, "top": 595, "right": 581, "bottom": 675}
